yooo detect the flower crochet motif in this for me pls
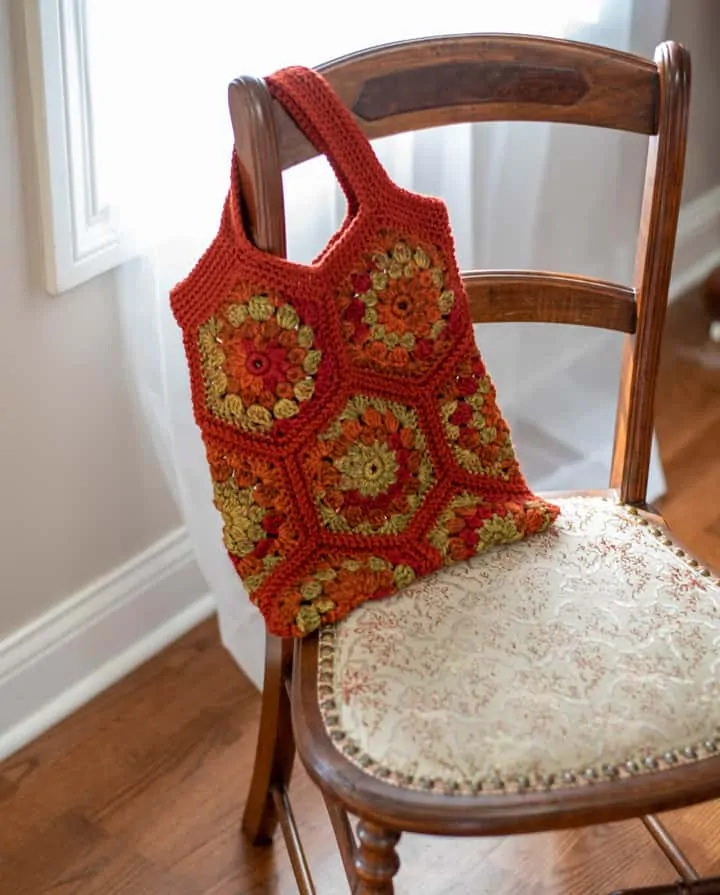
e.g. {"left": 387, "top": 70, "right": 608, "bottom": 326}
{"left": 337, "top": 233, "right": 458, "bottom": 372}
{"left": 170, "top": 64, "right": 559, "bottom": 637}
{"left": 198, "top": 286, "right": 323, "bottom": 433}
{"left": 302, "top": 395, "right": 435, "bottom": 536}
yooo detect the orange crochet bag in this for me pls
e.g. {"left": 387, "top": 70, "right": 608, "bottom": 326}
{"left": 170, "top": 66, "right": 559, "bottom": 637}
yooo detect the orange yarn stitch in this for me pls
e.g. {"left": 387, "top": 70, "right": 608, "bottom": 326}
{"left": 170, "top": 66, "right": 560, "bottom": 637}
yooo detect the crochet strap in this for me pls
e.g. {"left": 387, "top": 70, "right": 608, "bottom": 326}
{"left": 265, "top": 66, "right": 390, "bottom": 210}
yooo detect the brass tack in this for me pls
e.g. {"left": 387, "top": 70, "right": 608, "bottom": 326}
{"left": 663, "top": 539, "right": 672, "bottom": 547}
{"left": 676, "top": 548, "right": 685, "bottom": 557}
{"left": 489, "top": 776, "right": 505, "bottom": 790}
{"left": 701, "top": 569, "right": 711, "bottom": 577}
{"left": 644, "top": 756, "right": 658, "bottom": 769}
{"left": 344, "top": 743, "right": 359, "bottom": 757}
{"left": 689, "top": 559, "right": 699, "bottom": 568}
{"left": 517, "top": 775, "right": 530, "bottom": 790}
{"left": 321, "top": 698, "right": 336, "bottom": 711}
{"left": 563, "top": 771, "right": 577, "bottom": 784}
{"left": 627, "top": 506, "right": 639, "bottom": 515}
{"left": 705, "top": 740, "right": 718, "bottom": 753}
{"left": 376, "top": 767, "right": 390, "bottom": 779}
{"left": 359, "top": 755, "right": 372, "bottom": 768}
{"left": 602, "top": 764, "right": 618, "bottom": 778}
{"left": 325, "top": 714, "right": 339, "bottom": 727}
{"left": 663, "top": 751, "right": 678, "bottom": 764}
{"left": 639, "top": 519, "right": 649, "bottom": 526}
{"left": 419, "top": 777, "right": 433, "bottom": 790}
{"left": 331, "top": 730, "right": 346, "bottom": 742}
{"left": 446, "top": 781, "right": 460, "bottom": 794}
{"left": 652, "top": 529, "right": 662, "bottom": 537}
{"left": 540, "top": 773, "right": 555, "bottom": 787}
{"left": 584, "top": 768, "right": 598, "bottom": 780}
{"left": 471, "top": 780, "right": 483, "bottom": 794}
{"left": 682, "top": 747, "right": 697, "bottom": 760}
{"left": 625, "top": 760, "right": 640, "bottom": 773}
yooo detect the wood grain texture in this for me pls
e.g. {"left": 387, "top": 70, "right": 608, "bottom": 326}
{"left": 241, "top": 635, "right": 294, "bottom": 845}
{"left": 465, "top": 271, "right": 637, "bottom": 331}
{"left": 610, "top": 41, "right": 691, "bottom": 505}
{"left": 0, "top": 296, "right": 717, "bottom": 894}
{"left": 227, "top": 75, "right": 287, "bottom": 257}
{"left": 656, "top": 291, "right": 720, "bottom": 570}
{"left": 354, "top": 821, "right": 401, "bottom": 894}
{"left": 265, "top": 35, "right": 659, "bottom": 174}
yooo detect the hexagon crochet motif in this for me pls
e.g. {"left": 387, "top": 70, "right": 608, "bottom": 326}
{"left": 170, "top": 66, "right": 560, "bottom": 637}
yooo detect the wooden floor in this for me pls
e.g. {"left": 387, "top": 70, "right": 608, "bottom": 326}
{"left": 2, "top": 293, "right": 719, "bottom": 895}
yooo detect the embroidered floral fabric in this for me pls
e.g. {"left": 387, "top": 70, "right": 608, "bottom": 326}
{"left": 171, "top": 66, "right": 559, "bottom": 637}
{"left": 320, "top": 496, "right": 720, "bottom": 793}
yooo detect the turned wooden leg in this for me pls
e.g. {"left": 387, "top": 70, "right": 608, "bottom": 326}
{"left": 242, "top": 633, "right": 295, "bottom": 844}
{"left": 354, "top": 820, "right": 401, "bottom": 894}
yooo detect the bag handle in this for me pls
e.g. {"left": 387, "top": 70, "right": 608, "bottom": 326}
{"left": 265, "top": 66, "right": 391, "bottom": 211}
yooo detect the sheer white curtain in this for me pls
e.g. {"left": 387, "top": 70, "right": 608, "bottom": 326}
{"left": 89, "top": 0, "right": 670, "bottom": 687}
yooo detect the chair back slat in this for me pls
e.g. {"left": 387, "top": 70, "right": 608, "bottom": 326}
{"left": 464, "top": 271, "right": 636, "bottom": 332}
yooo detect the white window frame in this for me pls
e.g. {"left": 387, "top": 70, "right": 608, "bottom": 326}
{"left": 24, "top": 0, "right": 132, "bottom": 294}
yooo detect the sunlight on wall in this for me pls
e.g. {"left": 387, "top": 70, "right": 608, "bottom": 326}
{"left": 83, "top": 0, "right": 601, "bottom": 250}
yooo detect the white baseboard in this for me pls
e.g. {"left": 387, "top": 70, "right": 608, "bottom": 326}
{"left": 670, "top": 184, "right": 720, "bottom": 302}
{"left": 0, "top": 528, "right": 214, "bottom": 762}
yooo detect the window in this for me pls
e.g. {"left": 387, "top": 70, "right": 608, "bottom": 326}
{"left": 25, "top": 0, "right": 603, "bottom": 294}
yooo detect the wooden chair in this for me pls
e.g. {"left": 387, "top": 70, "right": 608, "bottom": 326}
{"left": 228, "top": 35, "right": 720, "bottom": 895}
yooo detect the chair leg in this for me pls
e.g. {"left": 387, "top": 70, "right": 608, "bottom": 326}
{"left": 323, "top": 793, "right": 358, "bottom": 889}
{"left": 354, "top": 820, "right": 401, "bottom": 894}
{"left": 641, "top": 815, "right": 699, "bottom": 882}
{"left": 242, "top": 633, "right": 295, "bottom": 845}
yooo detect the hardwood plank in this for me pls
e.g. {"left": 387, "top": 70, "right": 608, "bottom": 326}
{"left": 661, "top": 801, "right": 720, "bottom": 877}
{"left": 0, "top": 811, "right": 196, "bottom": 895}
{"left": 657, "top": 289, "right": 720, "bottom": 570}
{"left": 0, "top": 623, "right": 251, "bottom": 856}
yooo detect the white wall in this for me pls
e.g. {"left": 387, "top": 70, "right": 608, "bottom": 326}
{"left": 0, "top": 0, "right": 182, "bottom": 640}
{"left": 668, "top": 0, "right": 720, "bottom": 204}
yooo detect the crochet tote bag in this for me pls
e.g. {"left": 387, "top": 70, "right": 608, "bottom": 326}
{"left": 170, "top": 65, "right": 559, "bottom": 638}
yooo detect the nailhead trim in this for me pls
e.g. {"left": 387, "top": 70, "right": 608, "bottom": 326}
{"left": 317, "top": 500, "right": 720, "bottom": 796}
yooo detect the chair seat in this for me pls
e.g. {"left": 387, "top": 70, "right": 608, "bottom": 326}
{"left": 317, "top": 495, "right": 720, "bottom": 796}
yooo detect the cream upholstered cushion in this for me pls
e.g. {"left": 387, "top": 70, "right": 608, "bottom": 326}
{"left": 318, "top": 496, "right": 720, "bottom": 794}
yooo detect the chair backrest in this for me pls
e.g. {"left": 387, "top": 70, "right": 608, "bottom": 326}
{"left": 227, "top": 34, "right": 690, "bottom": 507}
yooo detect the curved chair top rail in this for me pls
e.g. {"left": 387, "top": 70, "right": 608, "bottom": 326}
{"left": 262, "top": 34, "right": 659, "bottom": 171}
